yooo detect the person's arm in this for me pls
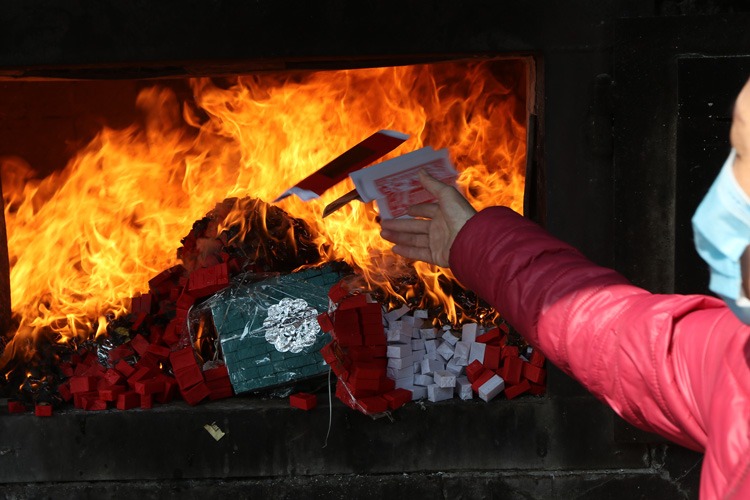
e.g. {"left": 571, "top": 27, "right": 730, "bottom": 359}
{"left": 380, "top": 172, "right": 709, "bottom": 449}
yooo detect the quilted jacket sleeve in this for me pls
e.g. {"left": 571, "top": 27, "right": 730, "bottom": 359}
{"left": 449, "top": 207, "right": 750, "bottom": 499}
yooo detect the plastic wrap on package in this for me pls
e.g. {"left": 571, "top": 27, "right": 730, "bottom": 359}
{"left": 202, "top": 263, "right": 348, "bottom": 394}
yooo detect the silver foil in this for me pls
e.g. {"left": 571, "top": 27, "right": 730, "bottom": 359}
{"left": 263, "top": 298, "right": 320, "bottom": 353}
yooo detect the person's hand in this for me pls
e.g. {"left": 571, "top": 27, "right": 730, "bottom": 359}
{"left": 731, "top": 78, "right": 750, "bottom": 197}
{"left": 379, "top": 170, "right": 477, "bottom": 267}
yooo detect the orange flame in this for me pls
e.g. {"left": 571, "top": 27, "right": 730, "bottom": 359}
{"left": 2, "top": 59, "right": 527, "bottom": 341}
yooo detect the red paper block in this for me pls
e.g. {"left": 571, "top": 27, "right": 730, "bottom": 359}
{"left": 377, "top": 377, "right": 396, "bottom": 393}
{"left": 70, "top": 376, "right": 98, "bottom": 394}
{"left": 131, "top": 312, "right": 148, "bottom": 331}
{"left": 501, "top": 345, "right": 519, "bottom": 359}
{"left": 116, "top": 391, "right": 140, "bottom": 410}
{"left": 483, "top": 345, "right": 501, "bottom": 371}
{"left": 83, "top": 398, "right": 107, "bottom": 411}
{"left": 338, "top": 294, "right": 367, "bottom": 311}
{"left": 530, "top": 350, "right": 546, "bottom": 368}
{"left": 99, "top": 386, "right": 126, "bottom": 402}
{"left": 155, "top": 376, "right": 179, "bottom": 404}
{"left": 360, "top": 302, "right": 382, "bottom": 317}
{"left": 352, "top": 362, "right": 387, "bottom": 380}
{"left": 129, "top": 334, "right": 151, "bottom": 356}
{"left": 58, "top": 383, "right": 72, "bottom": 402}
{"left": 169, "top": 347, "right": 198, "bottom": 372}
{"left": 175, "top": 365, "right": 204, "bottom": 391}
{"left": 359, "top": 396, "right": 388, "bottom": 414}
{"left": 348, "top": 375, "right": 381, "bottom": 395}
{"left": 317, "top": 312, "right": 334, "bottom": 333}
{"left": 181, "top": 382, "right": 210, "bottom": 406}
{"left": 335, "top": 381, "right": 358, "bottom": 410}
{"left": 140, "top": 394, "right": 153, "bottom": 409}
{"left": 176, "top": 290, "right": 196, "bottom": 311}
{"left": 320, "top": 342, "right": 338, "bottom": 365}
{"left": 476, "top": 327, "right": 501, "bottom": 344}
{"left": 188, "top": 262, "right": 230, "bottom": 297}
{"left": 290, "top": 392, "right": 318, "bottom": 410}
{"left": 127, "top": 366, "right": 156, "bottom": 388}
{"left": 8, "top": 401, "right": 26, "bottom": 414}
{"left": 146, "top": 344, "right": 171, "bottom": 361}
{"left": 471, "top": 370, "right": 495, "bottom": 393}
{"left": 523, "top": 363, "right": 547, "bottom": 385}
{"left": 328, "top": 282, "right": 348, "bottom": 303}
{"left": 504, "top": 380, "right": 531, "bottom": 400}
{"left": 466, "top": 360, "right": 486, "bottom": 383}
{"left": 383, "top": 388, "right": 412, "bottom": 410}
{"left": 104, "top": 369, "right": 125, "bottom": 387}
{"left": 73, "top": 391, "right": 98, "bottom": 409}
{"left": 162, "top": 320, "right": 181, "bottom": 346}
{"left": 135, "top": 379, "right": 164, "bottom": 395}
{"left": 149, "top": 325, "right": 165, "bottom": 346}
{"left": 107, "top": 344, "right": 135, "bottom": 364}
{"left": 34, "top": 404, "right": 53, "bottom": 417}
{"left": 115, "top": 360, "right": 135, "bottom": 378}
{"left": 502, "top": 356, "right": 524, "bottom": 385}
{"left": 203, "top": 365, "right": 229, "bottom": 382}
{"left": 498, "top": 323, "right": 510, "bottom": 334}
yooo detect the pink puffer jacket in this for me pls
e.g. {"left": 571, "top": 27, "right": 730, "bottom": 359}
{"left": 449, "top": 207, "right": 750, "bottom": 499}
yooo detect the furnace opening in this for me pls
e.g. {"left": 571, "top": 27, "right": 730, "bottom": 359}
{"left": 0, "top": 57, "right": 533, "bottom": 404}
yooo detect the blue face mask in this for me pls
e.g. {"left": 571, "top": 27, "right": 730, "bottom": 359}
{"left": 692, "top": 148, "right": 750, "bottom": 323}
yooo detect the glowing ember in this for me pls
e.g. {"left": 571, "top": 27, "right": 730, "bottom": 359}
{"left": 1, "top": 60, "right": 527, "bottom": 345}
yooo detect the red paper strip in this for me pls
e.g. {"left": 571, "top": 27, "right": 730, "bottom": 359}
{"left": 274, "top": 130, "right": 408, "bottom": 202}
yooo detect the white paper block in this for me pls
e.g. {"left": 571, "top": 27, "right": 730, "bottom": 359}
{"left": 385, "top": 304, "right": 411, "bottom": 323}
{"left": 420, "top": 328, "right": 437, "bottom": 340}
{"left": 387, "top": 364, "right": 415, "bottom": 380}
{"left": 400, "top": 325, "right": 414, "bottom": 338}
{"left": 437, "top": 341, "right": 455, "bottom": 361}
{"left": 387, "top": 344, "right": 411, "bottom": 359}
{"left": 433, "top": 370, "right": 457, "bottom": 388}
{"left": 411, "top": 349, "right": 426, "bottom": 361}
{"left": 387, "top": 355, "right": 414, "bottom": 370}
{"left": 395, "top": 376, "right": 416, "bottom": 390}
{"left": 478, "top": 374, "right": 506, "bottom": 402}
{"left": 420, "top": 358, "right": 445, "bottom": 375}
{"left": 414, "top": 374, "right": 434, "bottom": 386}
{"left": 402, "top": 315, "right": 415, "bottom": 327}
{"left": 426, "top": 350, "right": 439, "bottom": 361}
{"left": 413, "top": 361, "right": 422, "bottom": 374}
{"left": 455, "top": 376, "right": 473, "bottom": 400}
{"left": 410, "top": 385, "right": 428, "bottom": 400}
{"left": 424, "top": 339, "right": 438, "bottom": 354}
{"left": 454, "top": 341, "right": 470, "bottom": 365}
{"left": 387, "top": 331, "right": 411, "bottom": 344}
{"left": 386, "top": 320, "right": 402, "bottom": 334}
{"left": 445, "top": 358, "right": 464, "bottom": 376}
{"left": 411, "top": 328, "right": 422, "bottom": 340}
{"left": 427, "top": 384, "right": 454, "bottom": 402}
{"left": 411, "top": 338, "right": 425, "bottom": 351}
{"left": 469, "top": 342, "right": 486, "bottom": 365}
{"left": 461, "top": 323, "right": 479, "bottom": 343}
{"left": 414, "top": 309, "right": 429, "bottom": 319}
{"left": 442, "top": 330, "right": 459, "bottom": 346}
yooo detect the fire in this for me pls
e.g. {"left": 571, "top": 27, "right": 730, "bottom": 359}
{"left": 2, "top": 59, "right": 527, "bottom": 342}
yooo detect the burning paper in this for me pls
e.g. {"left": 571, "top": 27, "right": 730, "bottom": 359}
{"left": 274, "top": 130, "right": 408, "bottom": 202}
{"left": 349, "top": 147, "right": 458, "bottom": 219}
